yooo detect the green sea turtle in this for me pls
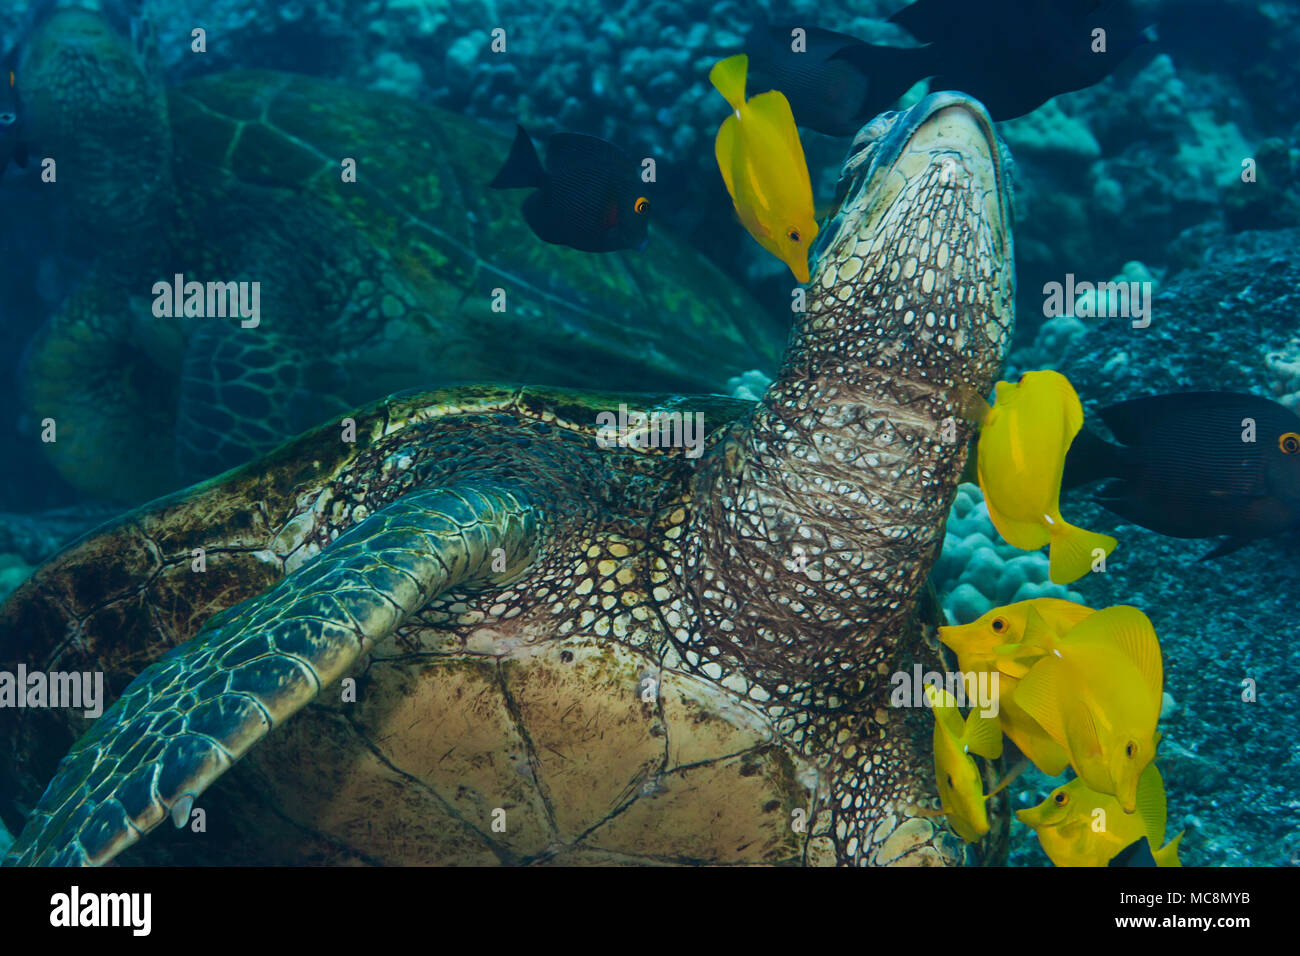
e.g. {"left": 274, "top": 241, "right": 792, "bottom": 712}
{"left": 13, "top": 2, "right": 780, "bottom": 504}
{"left": 1, "top": 89, "right": 1015, "bottom": 866}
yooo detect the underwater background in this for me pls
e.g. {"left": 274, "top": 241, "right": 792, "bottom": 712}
{"left": 0, "top": 0, "right": 1298, "bottom": 866}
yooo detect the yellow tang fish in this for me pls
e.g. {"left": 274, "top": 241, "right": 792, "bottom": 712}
{"left": 925, "top": 684, "right": 1003, "bottom": 842}
{"left": 1016, "top": 764, "right": 1184, "bottom": 867}
{"left": 1013, "top": 605, "right": 1163, "bottom": 812}
{"left": 710, "top": 54, "right": 819, "bottom": 283}
{"left": 940, "top": 599, "right": 1094, "bottom": 777}
{"left": 976, "top": 370, "right": 1118, "bottom": 584}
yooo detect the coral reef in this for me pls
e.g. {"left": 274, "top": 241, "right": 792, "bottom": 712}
{"left": 934, "top": 484, "right": 1085, "bottom": 625}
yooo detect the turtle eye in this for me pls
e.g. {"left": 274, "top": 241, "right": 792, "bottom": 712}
{"left": 1053, "top": 791, "right": 1069, "bottom": 805}
{"left": 991, "top": 616, "right": 1008, "bottom": 633}
{"left": 1279, "top": 432, "right": 1300, "bottom": 454}
{"left": 0, "top": 112, "right": 14, "bottom": 126}
{"left": 787, "top": 228, "right": 801, "bottom": 243}
{"left": 634, "top": 196, "right": 649, "bottom": 215}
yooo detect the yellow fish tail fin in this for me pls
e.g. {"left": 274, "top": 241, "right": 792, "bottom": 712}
{"left": 1134, "top": 764, "right": 1168, "bottom": 846}
{"left": 963, "top": 709, "right": 1004, "bottom": 760}
{"left": 1048, "top": 520, "right": 1117, "bottom": 584}
{"left": 709, "top": 54, "right": 749, "bottom": 111}
{"left": 1153, "top": 830, "right": 1184, "bottom": 867}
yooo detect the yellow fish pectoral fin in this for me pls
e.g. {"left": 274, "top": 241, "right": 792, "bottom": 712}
{"left": 1153, "top": 830, "right": 1184, "bottom": 868}
{"left": 709, "top": 54, "right": 748, "bottom": 111}
{"left": 1047, "top": 520, "right": 1117, "bottom": 584}
{"left": 1044, "top": 370, "right": 1086, "bottom": 442}
{"left": 1134, "top": 764, "right": 1168, "bottom": 847}
{"left": 995, "top": 644, "right": 1041, "bottom": 679}
{"left": 1011, "top": 658, "right": 1068, "bottom": 748}
{"left": 963, "top": 709, "right": 1004, "bottom": 760}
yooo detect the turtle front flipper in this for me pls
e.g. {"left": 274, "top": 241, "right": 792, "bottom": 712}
{"left": 3, "top": 484, "right": 537, "bottom": 866}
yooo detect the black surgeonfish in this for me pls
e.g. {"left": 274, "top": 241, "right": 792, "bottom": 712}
{"left": 1108, "top": 836, "right": 1159, "bottom": 867}
{"left": 744, "top": 24, "right": 927, "bottom": 138}
{"left": 0, "top": 67, "right": 28, "bottom": 179}
{"left": 746, "top": 0, "right": 1151, "bottom": 135}
{"left": 489, "top": 124, "right": 650, "bottom": 253}
{"left": 1063, "top": 392, "right": 1300, "bottom": 558}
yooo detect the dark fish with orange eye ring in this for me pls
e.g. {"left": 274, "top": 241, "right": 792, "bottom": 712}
{"left": 489, "top": 124, "right": 651, "bottom": 253}
{"left": 1063, "top": 391, "right": 1300, "bottom": 558}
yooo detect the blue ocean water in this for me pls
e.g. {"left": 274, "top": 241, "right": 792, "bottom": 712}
{"left": 0, "top": 0, "right": 1297, "bottom": 867}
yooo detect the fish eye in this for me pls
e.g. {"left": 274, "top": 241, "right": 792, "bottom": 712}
{"left": 991, "top": 616, "right": 1008, "bottom": 633}
{"left": 787, "top": 228, "right": 801, "bottom": 243}
{"left": 945, "top": 774, "right": 954, "bottom": 788}
{"left": 1279, "top": 432, "right": 1300, "bottom": 454}
{"left": 634, "top": 197, "right": 649, "bottom": 215}
{"left": 1053, "top": 791, "right": 1069, "bottom": 805}
{"left": 1124, "top": 741, "right": 1137, "bottom": 758}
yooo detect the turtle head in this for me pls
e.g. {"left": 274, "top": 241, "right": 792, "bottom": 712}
{"left": 809, "top": 91, "right": 1015, "bottom": 387}
{"left": 689, "top": 93, "right": 1015, "bottom": 706}
{"left": 15, "top": 0, "right": 173, "bottom": 248}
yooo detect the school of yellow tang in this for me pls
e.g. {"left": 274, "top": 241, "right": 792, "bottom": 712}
{"left": 929, "top": 598, "right": 1181, "bottom": 866}
{"left": 704, "top": 53, "right": 1168, "bottom": 865}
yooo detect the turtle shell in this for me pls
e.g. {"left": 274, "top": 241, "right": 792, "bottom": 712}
{"left": 0, "top": 384, "right": 832, "bottom": 865}
{"left": 21, "top": 70, "right": 782, "bottom": 502}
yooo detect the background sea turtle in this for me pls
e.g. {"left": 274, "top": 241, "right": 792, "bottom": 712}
{"left": 11, "top": 3, "right": 780, "bottom": 504}
{"left": 1, "top": 89, "right": 1014, "bottom": 867}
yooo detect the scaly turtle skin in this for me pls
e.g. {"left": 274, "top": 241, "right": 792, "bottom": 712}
{"left": 14, "top": 4, "right": 780, "bottom": 503}
{"left": 1, "top": 90, "right": 1015, "bottom": 866}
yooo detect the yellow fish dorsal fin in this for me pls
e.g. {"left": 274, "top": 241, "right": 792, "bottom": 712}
{"left": 1055, "top": 372, "right": 1085, "bottom": 442}
{"left": 1134, "top": 764, "right": 1167, "bottom": 846}
{"left": 714, "top": 116, "right": 741, "bottom": 208}
{"left": 1030, "top": 597, "right": 1096, "bottom": 633}
{"left": 963, "top": 709, "right": 1004, "bottom": 760}
{"left": 747, "top": 90, "right": 807, "bottom": 167}
{"left": 1153, "top": 830, "right": 1184, "bottom": 868}
{"left": 1011, "top": 656, "right": 1068, "bottom": 747}
{"left": 709, "top": 54, "right": 749, "bottom": 112}
{"left": 1102, "top": 606, "right": 1164, "bottom": 698}
{"left": 1064, "top": 606, "right": 1163, "bottom": 699}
